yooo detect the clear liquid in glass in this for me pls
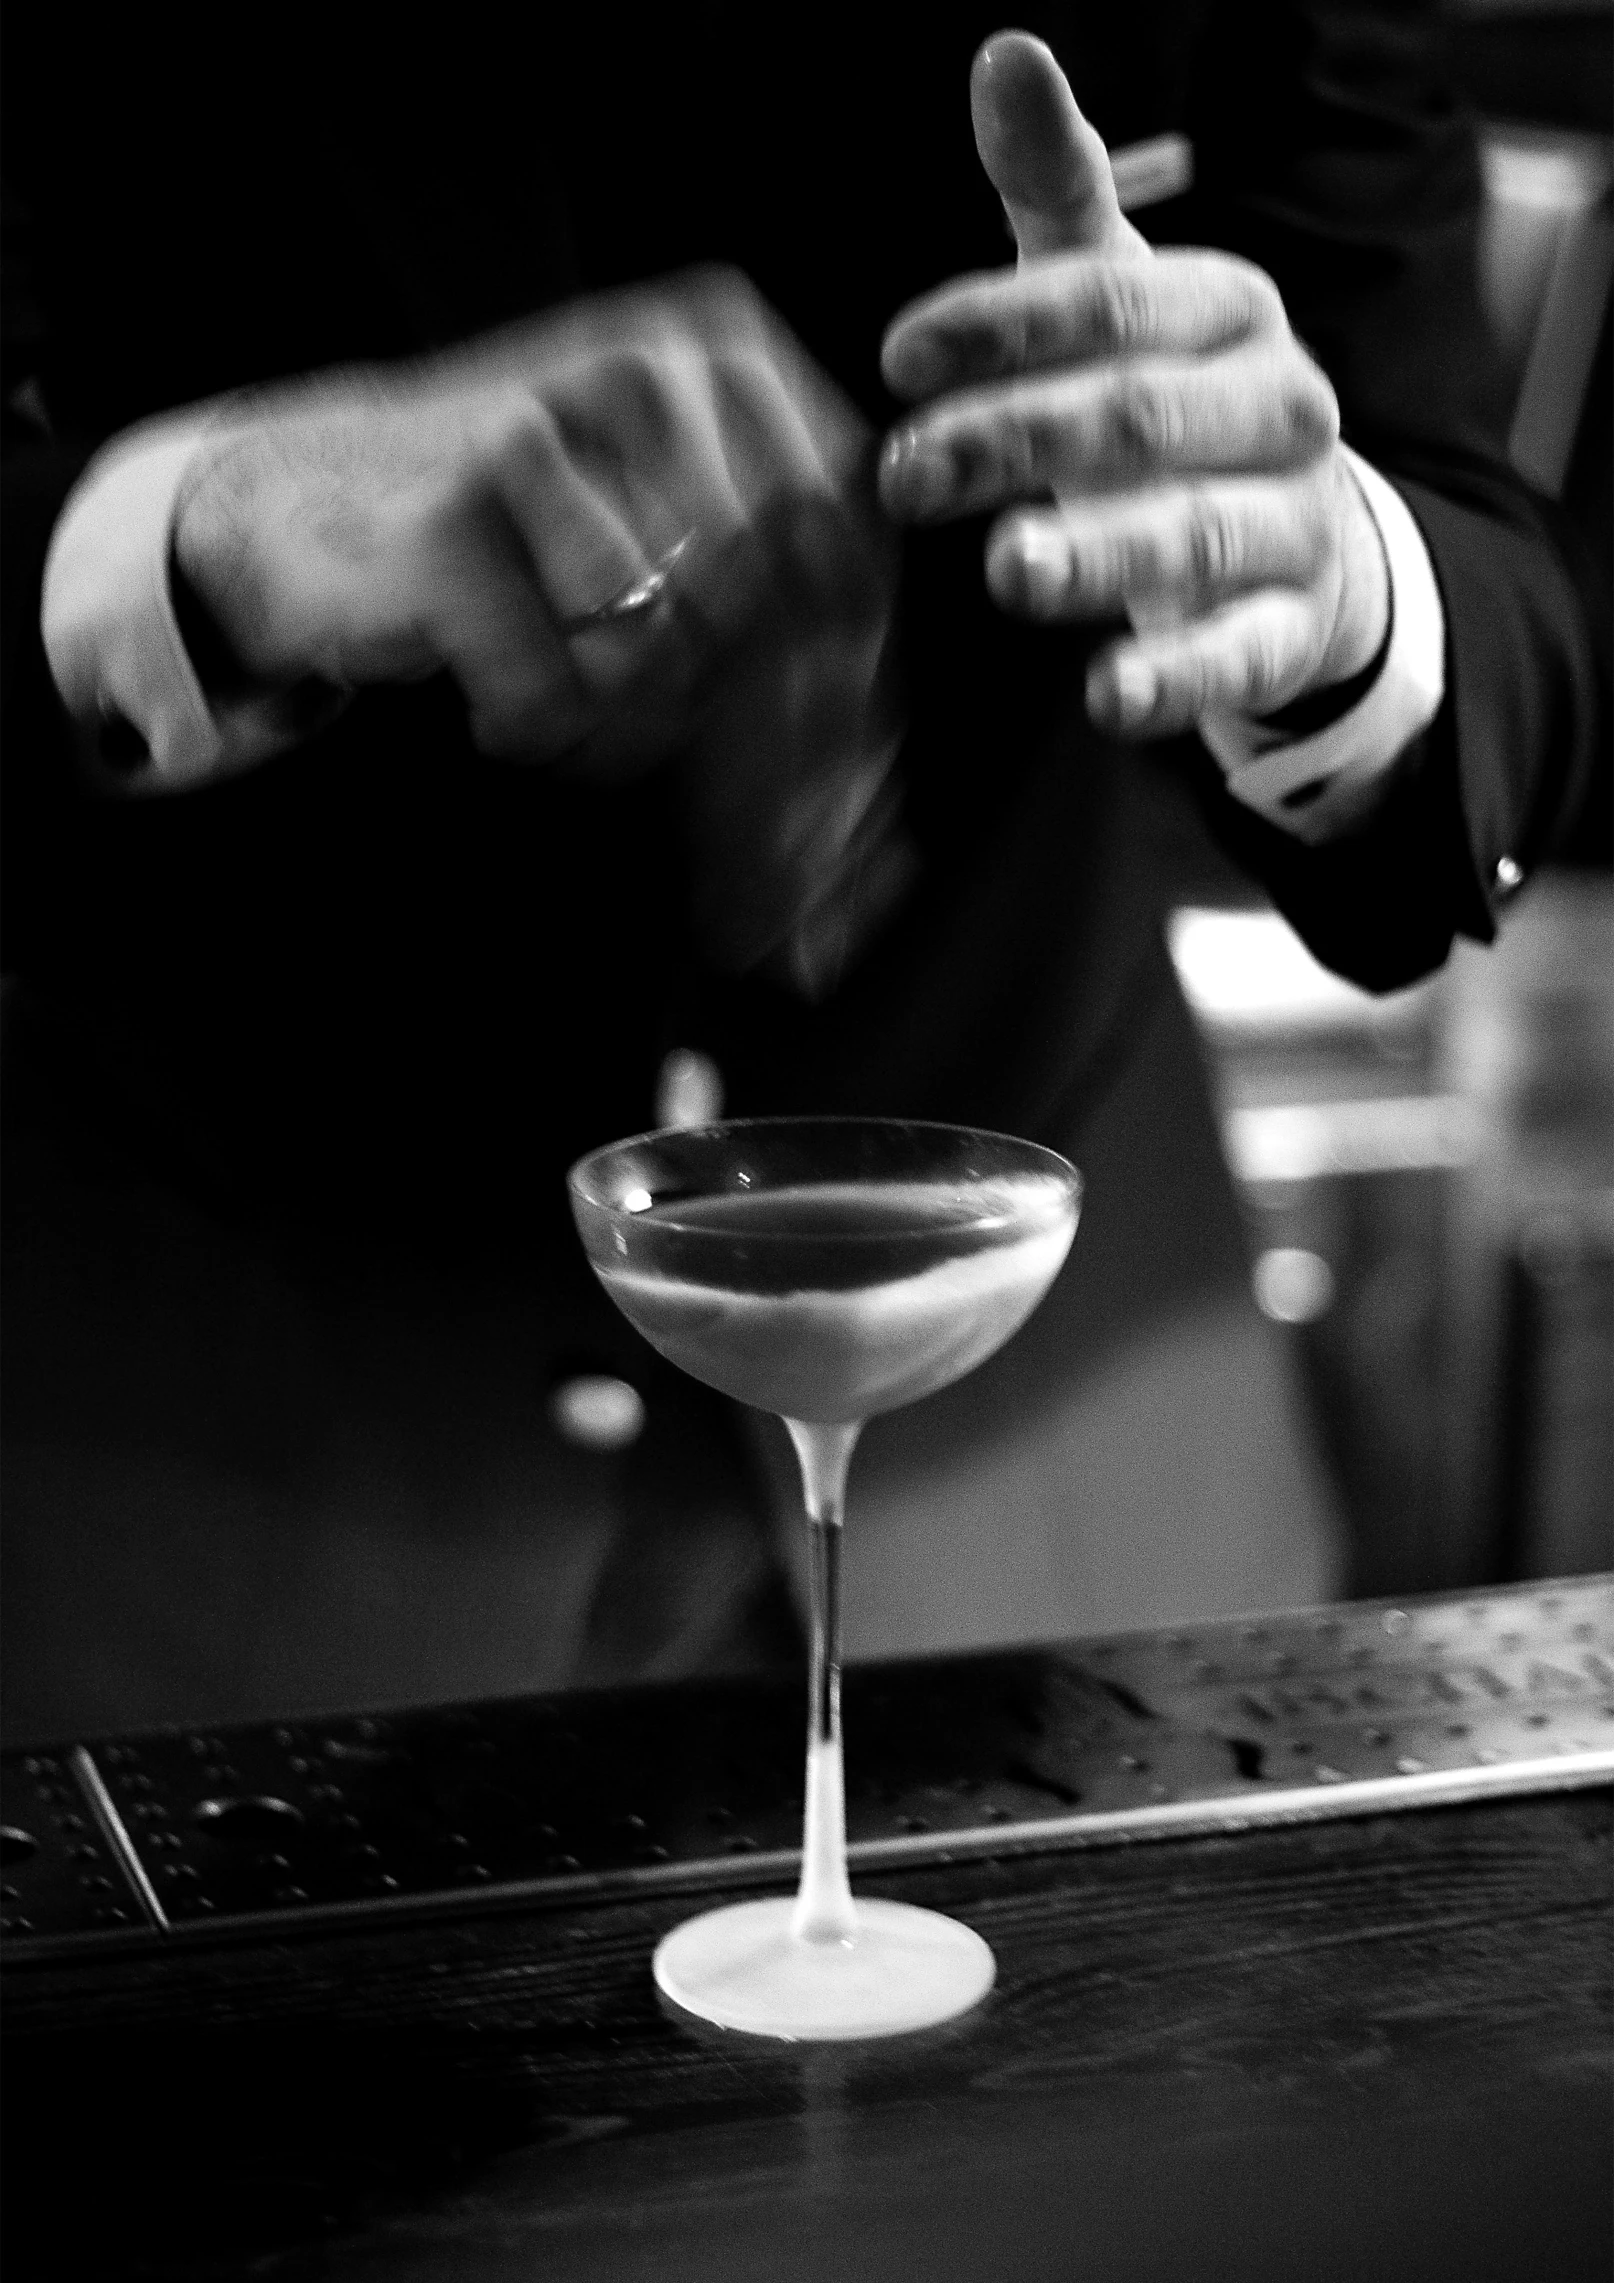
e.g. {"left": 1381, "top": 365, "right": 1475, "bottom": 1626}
{"left": 571, "top": 1119, "right": 1079, "bottom": 2040}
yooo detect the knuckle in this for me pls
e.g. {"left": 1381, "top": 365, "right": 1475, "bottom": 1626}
{"left": 675, "top": 261, "right": 757, "bottom": 325}
{"left": 1227, "top": 257, "right": 1286, "bottom": 331}
{"left": 610, "top": 345, "right": 673, "bottom": 422}
{"left": 1020, "top": 288, "right": 1067, "bottom": 372}
{"left": 1089, "top": 261, "right": 1154, "bottom": 353}
{"left": 1240, "top": 623, "right": 1285, "bottom": 711}
{"left": 1066, "top": 529, "right": 1119, "bottom": 608}
{"left": 998, "top": 386, "right": 1044, "bottom": 491}
{"left": 1183, "top": 494, "right": 1241, "bottom": 594}
{"left": 1282, "top": 363, "right": 1340, "bottom": 456}
{"left": 1058, "top": 543, "right": 1093, "bottom": 608}
{"left": 567, "top": 347, "right": 657, "bottom": 448}
{"left": 418, "top": 451, "right": 491, "bottom": 545}
{"left": 481, "top": 387, "right": 556, "bottom": 472}
{"left": 1158, "top": 644, "right": 1207, "bottom": 725}
{"left": 691, "top": 259, "right": 749, "bottom": 299}
{"left": 712, "top": 342, "right": 773, "bottom": 423}
{"left": 1114, "top": 522, "right": 1166, "bottom": 600}
{"left": 1106, "top": 375, "right": 1181, "bottom": 467}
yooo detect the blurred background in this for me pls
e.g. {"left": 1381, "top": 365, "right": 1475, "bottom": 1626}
{"left": 0, "top": 1, "right": 1607, "bottom": 1748}
{"left": 1167, "top": 0, "right": 1612, "bottom": 1601}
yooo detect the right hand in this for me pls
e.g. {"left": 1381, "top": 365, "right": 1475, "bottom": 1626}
{"left": 173, "top": 267, "right": 887, "bottom": 774}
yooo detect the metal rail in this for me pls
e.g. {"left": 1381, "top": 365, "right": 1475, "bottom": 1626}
{"left": 4, "top": 1575, "right": 1610, "bottom": 1959}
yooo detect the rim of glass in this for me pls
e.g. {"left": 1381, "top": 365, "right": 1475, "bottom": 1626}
{"left": 568, "top": 1113, "right": 1081, "bottom": 1236}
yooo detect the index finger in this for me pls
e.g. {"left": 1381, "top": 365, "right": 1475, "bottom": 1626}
{"left": 881, "top": 251, "right": 1281, "bottom": 403}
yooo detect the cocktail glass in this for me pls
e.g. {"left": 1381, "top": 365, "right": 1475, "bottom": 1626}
{"left": 568, "top": 1116, "right": 1080, "bottom": 2040}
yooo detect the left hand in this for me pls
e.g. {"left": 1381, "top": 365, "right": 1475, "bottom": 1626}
{"left": 877, "top": 31, "right": 1390, "bottom": 740}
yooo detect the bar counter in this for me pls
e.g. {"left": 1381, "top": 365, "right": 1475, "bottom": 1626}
{"left": 4, "top": 1578, "right": 1611, "bottom": 2281}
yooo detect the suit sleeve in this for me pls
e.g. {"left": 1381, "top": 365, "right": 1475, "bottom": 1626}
{"left": 1171, "top": 0, "right": 1607, "bottom": 990}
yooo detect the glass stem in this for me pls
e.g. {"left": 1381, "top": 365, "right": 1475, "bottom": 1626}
{"left": 784, "top": 1418, "right": 861, "bottom": 1946}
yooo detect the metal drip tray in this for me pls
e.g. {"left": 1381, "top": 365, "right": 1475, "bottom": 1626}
{"left": 4, "top": 1577, "right": 1611, "bottom": 1958}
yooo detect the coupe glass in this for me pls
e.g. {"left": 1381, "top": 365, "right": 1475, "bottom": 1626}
{"left": 568, "top": 1116, "right": 1080, "bottom": 2039}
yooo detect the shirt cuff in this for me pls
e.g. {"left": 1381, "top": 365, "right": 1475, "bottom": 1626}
{"left": 40, "top": 412, "right": 300, "bottom": 793}
{"left": 1197, "top": 446, "right": 1447, "bottom": 845}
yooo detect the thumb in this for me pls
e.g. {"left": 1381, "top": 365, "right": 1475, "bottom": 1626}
{"left": 971, "top": 30, "right": 1147, "bottom": 263}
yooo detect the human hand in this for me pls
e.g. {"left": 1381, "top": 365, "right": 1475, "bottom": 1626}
{"left": 877, "top": 32, "right": 1390, "bottom": 740}
{"left": 172, "top": 267, "right": 887, "bottom": 773}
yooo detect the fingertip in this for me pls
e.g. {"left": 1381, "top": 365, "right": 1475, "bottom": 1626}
{"left": 880, "top": 322, "right": 948, "bottom": 403}
{"left": 971, "top": 29, "right": 1064, "bottom": 115}
{"left": 876, "top": 426, "right": 908, "bottom": 516}
{"left": 1085, "top": 646, "right": 1159, "bottom": 737}
{"left": 971, "top": 29, "right": 1090, "bottom": 161}
{"left": 986, "top": 515, "right": 1070, "bottom": 617}
{"left": 970, "top": 30, "right": 1126, "bottom": 262}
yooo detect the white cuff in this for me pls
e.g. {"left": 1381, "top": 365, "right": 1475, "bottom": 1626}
{"left": 40, "top": 412, "right": 295, "bottom": 793}
{"left": 1198, "top": 446, "right": 1447, "bottom": 844}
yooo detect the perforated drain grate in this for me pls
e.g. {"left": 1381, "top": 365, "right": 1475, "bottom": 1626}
{"left": 4, "top": 1577, "right": 1610, "bottom": 1957}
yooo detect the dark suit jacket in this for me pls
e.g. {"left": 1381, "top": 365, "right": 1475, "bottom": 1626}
{"left": 0, "top": 2, "right": 1604, "bottom": 1730}
{"left": 4, "top": 0, "right": 1602, "bottom": 1201}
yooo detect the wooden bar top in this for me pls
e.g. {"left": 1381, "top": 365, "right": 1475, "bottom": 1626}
{"left": 3, "top": 1587, "right": 1611, "bottom": 2281}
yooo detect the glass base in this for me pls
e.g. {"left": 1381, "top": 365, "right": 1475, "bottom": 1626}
{"left": 652, "top": 1895, "right": 996, "bottom": 2041}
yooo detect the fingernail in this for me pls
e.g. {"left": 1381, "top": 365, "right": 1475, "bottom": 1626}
{"left": 1088, "top": 651, "right": 1158, "bottom": 730}
{"left": 1111, "top": 654, "right": 1158, "bottom": 720}
{"left": 880, "top": 427, "right": 952, "bottom": 519}
{"left": 1015, "top": 523, "right": 1068, "bottom": 615}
